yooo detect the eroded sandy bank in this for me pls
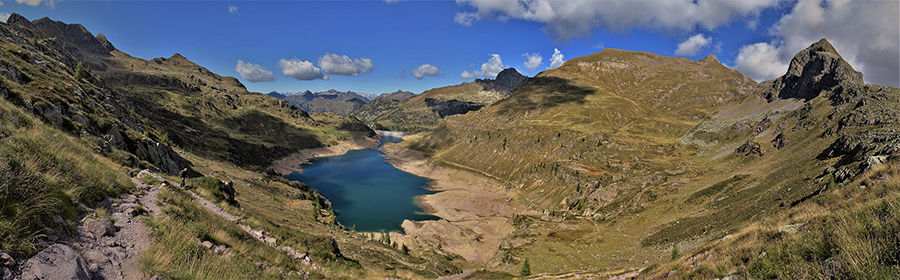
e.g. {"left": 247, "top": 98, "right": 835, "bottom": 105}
{"left": 270, "top": 138, "right": 380, "bottom": 176}
{"left": 378, "top": 143, "right": 517, "bottom": 264}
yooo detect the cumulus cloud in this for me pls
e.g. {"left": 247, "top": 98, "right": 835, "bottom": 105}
{"left": 318, "top": 53, "right": 374, "bottom": 76}
{"left": 235, "top": 60, "right": 276, "bottom": 82}
{"left": 277, "top": 58, "right": 324, "bottom": 81}
{"left": 549, "top": 48, "right": 564, "bottom": 69}
{"left": 455, "top": 0, "right": 780, "bottom": 42}
{"left": 0, "top": 13, "right": 9, "bottom": 23}
{"left": 733, "top": 43, "right": 788, "bottom": 81}
{"left": 675, "top": 34, "right": 712, "bottom": 56}
{"left": 412, "top": 64, "right": 441, "bottom": 79}
{"left": 461, "top": 54, "right": 504, "bottom": 79}
{"left": 523, "top": 53, "right": 542, "bottom": 73}
{"left": 733, "top": 0, "right": 899, "bottom": 86}
{"left": 228, "top": 5, "right": 238, "bottom": 13}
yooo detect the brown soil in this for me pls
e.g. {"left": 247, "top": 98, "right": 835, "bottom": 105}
{"left": 378, "top": 143, "right": 518, "bottom": 264}
{"left": 271, "top": 139, "right": 380, "bottom": 176}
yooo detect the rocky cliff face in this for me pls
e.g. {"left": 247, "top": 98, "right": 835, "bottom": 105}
{"left": 494, "top": 68, "right": 527, "bottom": 92}
{"left": 767, "top": 38, "right": 864, "bottom": 100}
{"left": 475, "top": 68, "right": 526, "bottom": 96}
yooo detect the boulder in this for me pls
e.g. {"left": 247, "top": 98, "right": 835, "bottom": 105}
{"left": 0, "top": 252, "right": 14, "bottom": 267}
{"left": 81, "top": 218, "right": 109, "bottom": 239}
{"left": 18, "top": 244, "right": 92, "bottom": 280}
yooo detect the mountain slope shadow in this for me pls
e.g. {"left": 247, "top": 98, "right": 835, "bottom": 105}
{"left": 495, "top": 76, "right": 595, "bottom": 115}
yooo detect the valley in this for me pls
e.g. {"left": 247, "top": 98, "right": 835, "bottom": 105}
{"left": 0, "top": 8, "right": 898, "bottom": 280}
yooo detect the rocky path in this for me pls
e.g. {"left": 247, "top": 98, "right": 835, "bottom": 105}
{"left": 186, "top": 191, "right": 241, "bottom": 222}
{"left": 13, "top": 169, "right": 324, "bottom": 279}
{"left": 15, "top": 173, "right": 162, "bottom": 280}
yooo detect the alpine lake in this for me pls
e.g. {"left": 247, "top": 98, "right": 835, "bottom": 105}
{"left": 284, "top": 136, "right": 438, "bottom": 232}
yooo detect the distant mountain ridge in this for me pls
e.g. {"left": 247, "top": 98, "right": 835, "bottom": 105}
{"left": 351, "top": 68, "right": 528, "bottom": 131}
{"left": 269, "top": 89, "right": 370, "bottom": 116}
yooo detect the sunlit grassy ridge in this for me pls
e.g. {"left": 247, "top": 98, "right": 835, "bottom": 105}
{"left": 410, "top": 44, "right": 900, "bottom": 276}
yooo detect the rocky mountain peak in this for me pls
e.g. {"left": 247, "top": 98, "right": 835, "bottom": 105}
{"left": 699, "top": 54, "right": 719, "bottom": 64}
{"left": 495, "top": 68, "right": 526, "bottom": 89}
{"left": 6, "top": 13, "right": 34, "bottom": 29}
{"left": 95, "top": 33, "right": 116, "bottom": 52}
{"left": 774, "top": 38, "right": 863, "bottom": 100}
{"left": 32, "top": 16, "right": 111, "bottom": 55}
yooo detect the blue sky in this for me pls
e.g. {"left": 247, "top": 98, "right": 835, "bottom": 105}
{"left": 2, "top": 0, "right": 897, "bottom": 95}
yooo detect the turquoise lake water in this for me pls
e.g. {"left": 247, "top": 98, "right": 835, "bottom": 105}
{"left": 283, "top": 137, "right": 438, "bottom": 232}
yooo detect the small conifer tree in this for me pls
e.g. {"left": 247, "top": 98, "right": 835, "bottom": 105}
{"left": 520, "top": 258, "right": 531, "bottom": 277}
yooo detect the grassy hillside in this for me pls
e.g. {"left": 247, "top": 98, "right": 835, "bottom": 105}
{"left": 0, "top": 98, "right": 131, "bottom": 258}
{"left": 354, "top": 81, "right": 505, "bottom": 131}
{"left": 409, "top": 41, "right": 900, "bottom": 276}
{"left": 0, "top": 14, "right": 463, "bottom": 279}
{"left": 98, "top": 52, "right": 375, "bottom": 169}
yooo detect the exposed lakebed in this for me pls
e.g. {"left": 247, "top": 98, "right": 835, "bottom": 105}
{"left": 284, "top": 136, "right": 438, "bottom": 232}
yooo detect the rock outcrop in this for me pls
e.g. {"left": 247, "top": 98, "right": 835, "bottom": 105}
{"left": 769, "top": 38, "right": 863, "bottom": 100}
{"left": 32, "top": 17, "right": 113, "bottom": 56}
{"left": 476, "top": 68, "right": 527, "bottom": 96}
{"left": 18, "top": 244, "right": 92, "bottom": 280}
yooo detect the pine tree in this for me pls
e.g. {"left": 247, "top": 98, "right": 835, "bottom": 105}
{"left": 520, "top": 258, "right": 531, "bottom": 277}
{"left": 75, "top": 62, "right": 85, "bottom": 81}
{"left": 671, "top": 243, "right": 680, "bottom": 260}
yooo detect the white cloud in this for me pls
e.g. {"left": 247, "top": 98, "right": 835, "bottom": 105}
{"left": 733, "top": 0, "right": 899, "bottom": 86}
{"left": 455, "top": 0, "right": 780, "bottom": 42}
{"left": 549, "top": 48, "right": 564, "bottom": 69}
{"left": 235, "top": 60, "right": 275, "bottom": 82}
{"left": 592, "top": 42, "right": 605, "bottom": 50}
{"left": 454, "top": 12, "right": 478, "bottom": 27}
{"left": 16, "top": 0, "right": 55, "bottom": 7}
{"left": 385, "top": 0, "right": 401, "bottom": 3}
{"left": 460, "top": 54, "right": 504, "bottom": 79}
{"left": 412, "top": 64, "right": 441, "bottom": 79}
{"left": 523, "top": 53, "right": 542, "bottom": 73}
{"left": 0, "top": 13, "right": 9, "bottom": 23}
{"left": 675, "top": 34, "right": 711, "bottom": 56}
{"left": 317, "top": 53, "right": 374, "bottom": 76}
{"left": 228, "top": 5, "right": 238, "bottom": 13}
{"left": 277, "top": 58, "right": 324, "bottom": 81}
{"left": 733, "top": 43, "right": 788, "bottom": 82}
{"left": 16, "top": 0, "right": 41, "bottom": 6}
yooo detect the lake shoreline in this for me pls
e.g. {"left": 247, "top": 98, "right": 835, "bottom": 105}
{"left": 271, "top": 134, "right": 517, "bottom": 264}
{"left": 378, "top": 142, "right": 517, "bottom": 264}
{"left": 270, "top": 138, "right": 381, "bottom": 176}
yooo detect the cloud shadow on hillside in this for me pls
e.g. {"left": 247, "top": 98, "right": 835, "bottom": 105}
{"left": 495, "top": 76, "right": 595, "bottom": 115}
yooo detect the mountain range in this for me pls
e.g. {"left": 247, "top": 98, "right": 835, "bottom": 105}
{"left": 351, "top": 68, "right": 527, "bottom": 131}
{"left": 1, "top": 13, "right": 898, "bottom": 280}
